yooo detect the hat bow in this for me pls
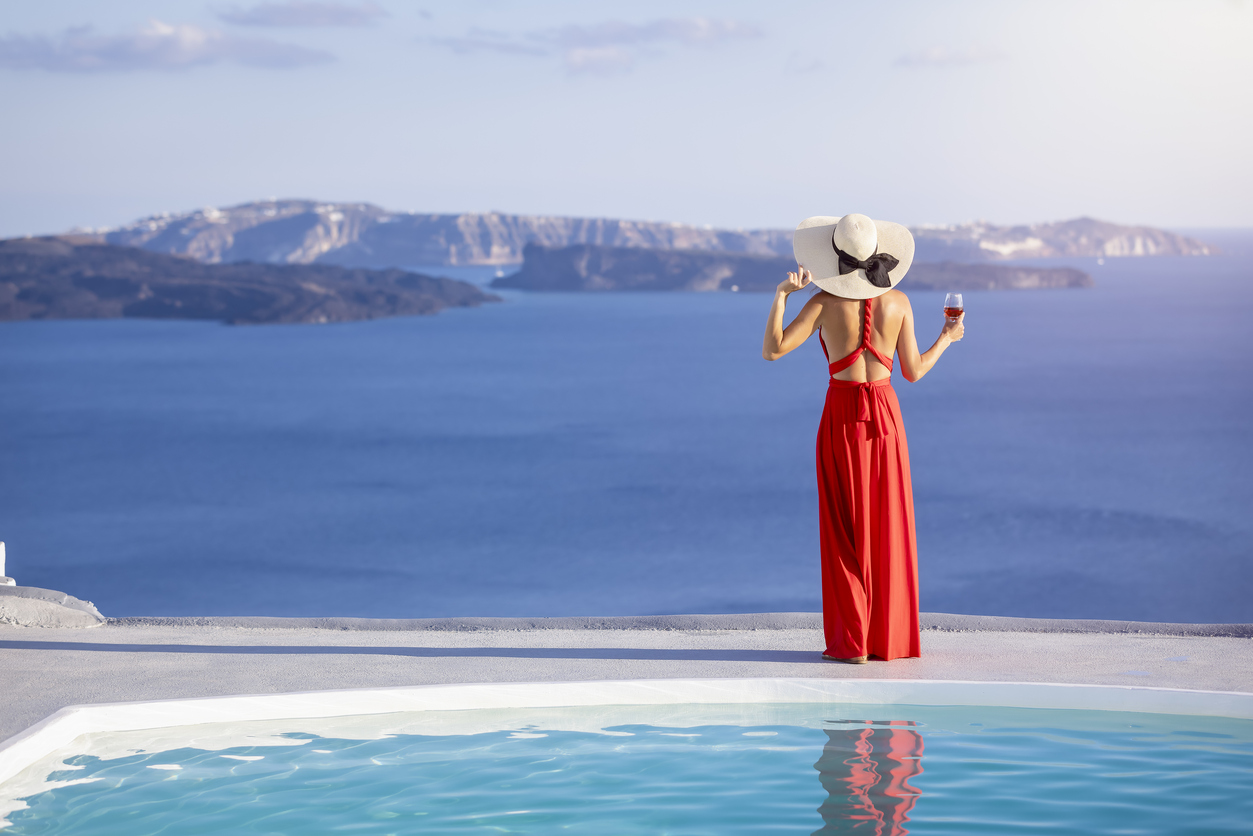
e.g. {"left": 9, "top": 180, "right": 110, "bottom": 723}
{"left": 833, "top": 244, "right": 899, "bottom": 289}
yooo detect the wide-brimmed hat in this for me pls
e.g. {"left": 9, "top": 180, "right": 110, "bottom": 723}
{"left": 792, "top": 214, "right": 915, "bottom": 299}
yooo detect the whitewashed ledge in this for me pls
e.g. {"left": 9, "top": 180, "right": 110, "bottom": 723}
{"left": 2, "top": 607, "right": 1253, "bottom": 825}
{"left": 1, "top": 610, "right": 1250, "bottom": 740}
{"left": 2, "top": 579, "right": 1249, "bottom": 637}
{"left": 107, "top": 612, "right": 1253, "bottom": 638}
{"left": 0, "top": 587, "right": 103, "bottom": 629}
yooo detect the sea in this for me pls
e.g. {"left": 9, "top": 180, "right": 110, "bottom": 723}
{"left": 2, "top": 232, "right": 1250, "bottom": 621}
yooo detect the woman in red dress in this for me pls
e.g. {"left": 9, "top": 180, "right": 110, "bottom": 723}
{"left": 762, "top": 214, "right": 964, "bottom": 663}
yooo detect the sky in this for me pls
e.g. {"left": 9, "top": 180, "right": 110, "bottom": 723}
{"left": 1, "top": 0, "right": 1250, "bottom": 238}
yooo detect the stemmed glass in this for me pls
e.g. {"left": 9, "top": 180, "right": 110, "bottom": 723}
{"left": 944, "top": 292, "right": 964, "bottom": 320}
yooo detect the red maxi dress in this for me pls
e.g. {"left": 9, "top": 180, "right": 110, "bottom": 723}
{"left": 816, "top": 296, "right": 921, "bottom": 661}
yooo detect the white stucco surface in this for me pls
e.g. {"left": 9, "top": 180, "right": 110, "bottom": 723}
{"left": 2, "top": 614, "right": 1251, "bottom": 745}
{"left": 1, "top": 612, "right": 1251, "bottom": 825}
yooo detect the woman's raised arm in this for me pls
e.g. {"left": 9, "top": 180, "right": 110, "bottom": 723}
{"left": 896, "top": 294, "right": 964, "bottom": 382}
{"left": 763, "top": 267, "right": 821, "bottom": 361}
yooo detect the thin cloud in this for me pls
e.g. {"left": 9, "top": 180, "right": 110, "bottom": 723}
{"left": 430, "top": 28, "right": 546, "bottom": 57}
{"left": 564, "top": 46, "right": 635, "bottom": 76}
{"left": 0, "top": 20, "right": 333, "bottom": 72}
{"left": 218, "top": 2, "right": 388, "bottom": 28}
{"left": 536, "top": 18, "right": 762, "bottom": 50}
{"left": 895, "top": 46, "right": 1005, "bottom": 69}
{"left": 431, "top": 17, "right": 759, "bottom": 75}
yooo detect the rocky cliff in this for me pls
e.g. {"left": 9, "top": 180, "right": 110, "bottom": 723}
{"left": 492, "top": 244, "right": 1092, "bottom": 293}
{"left": 910, "top": 217, "right": 1216, "bottom": 262}
{"left": 0, "top": 237, "right": 498, "bottom": 325}
{"left": 493, "top": 244, "right": 789, "bottom": 292}
{"left": 97, "top": 200, "right": 792, "bottom": 268}
{"left": 85, "top": 200, "right": 1211, "bottom": 269}
{"left": 903, "top": 261, "right": 1093, "bottom": 291}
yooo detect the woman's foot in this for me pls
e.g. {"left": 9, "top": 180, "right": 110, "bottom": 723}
{"left": 821, "top": 653, "right": 868, "bottom": 664}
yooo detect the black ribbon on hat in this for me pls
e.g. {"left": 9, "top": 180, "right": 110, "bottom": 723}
{"left": 833, "top": 242, "right": 899, "bottom": 288}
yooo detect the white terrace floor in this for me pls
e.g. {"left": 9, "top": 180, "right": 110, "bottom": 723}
{"left": 2, "top": 613, "right": 1251, "bottom": 745}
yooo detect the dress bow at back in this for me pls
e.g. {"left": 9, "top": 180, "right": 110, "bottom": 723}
{"left": 818, "top": 297, "right": 895, "bottom": 439}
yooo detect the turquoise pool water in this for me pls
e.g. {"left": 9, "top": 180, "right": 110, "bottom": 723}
{"left": 8, "top": 704, "right": 1253, "bottom": 835}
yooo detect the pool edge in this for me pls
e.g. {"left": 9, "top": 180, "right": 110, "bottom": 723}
{"left": 2, "top": 677, "right": 1251, "bottom": 794}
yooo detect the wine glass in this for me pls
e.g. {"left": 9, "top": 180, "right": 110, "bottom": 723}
{"left": 944, "top": 292, "right": 964, "bottom": 320}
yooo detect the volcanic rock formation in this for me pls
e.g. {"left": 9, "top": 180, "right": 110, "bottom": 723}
{"left": 493, "top": 244, "right": 1094, "bottom": 293}
{"left": 83, "top": 200, "right": 1214, "bottom": 269}
{"left": 0, "top": 236, "right": 498, "bottom": 325}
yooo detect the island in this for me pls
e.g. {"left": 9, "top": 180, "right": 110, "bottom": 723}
{"left": 0, "top": 236, "right": 498, "bottom": 325}
{"left": 88, "top": 199, "right": 1214, "bottom": 269}
{"left": 491, "top": 244, "right": 1093, "bottom": 293}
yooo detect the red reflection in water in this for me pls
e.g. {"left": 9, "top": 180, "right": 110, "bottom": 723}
{"left": 813, "top": 720, "right": 924, "bottom": 835}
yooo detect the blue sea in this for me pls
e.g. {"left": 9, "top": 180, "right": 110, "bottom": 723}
{"left": 2, "top": 235, "right": 1250, "bottom": 621}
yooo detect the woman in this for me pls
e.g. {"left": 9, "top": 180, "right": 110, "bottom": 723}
{"left": 762, "top": 214, "right": 964, "bottom": 663}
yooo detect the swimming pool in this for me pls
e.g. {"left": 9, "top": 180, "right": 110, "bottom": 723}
{"left": 6, "top": 701, "right": 1253, "bottom": 835}
{"left": 2, "top": 680, "right": 1251, "bottom": 834}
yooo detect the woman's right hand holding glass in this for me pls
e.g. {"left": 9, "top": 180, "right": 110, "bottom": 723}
{"left": 941, "top": 311, "right": 965, "bottom": 343}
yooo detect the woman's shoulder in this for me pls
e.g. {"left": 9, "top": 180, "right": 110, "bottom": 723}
{"left": 804, "top": 288, "right": 839, "bottom": 308}
{"left": 876, "top": 289, "right": 912, "bottom": 311}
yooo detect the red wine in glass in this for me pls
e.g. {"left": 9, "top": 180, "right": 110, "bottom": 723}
{"left": 944, "top": 292, "right": 964, "bottom": 320}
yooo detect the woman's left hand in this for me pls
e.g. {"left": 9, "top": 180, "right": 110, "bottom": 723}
{"left": 777, "top": 267, "right": 812, "bottom": 295}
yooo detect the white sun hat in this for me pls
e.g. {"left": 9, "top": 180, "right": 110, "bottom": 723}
{"left": 792, "top": 214, "right": 915, "bottom": 300}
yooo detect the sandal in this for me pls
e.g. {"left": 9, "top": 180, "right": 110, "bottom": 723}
{"left": 821, "top": 653, "right": 868, "bottom": 664}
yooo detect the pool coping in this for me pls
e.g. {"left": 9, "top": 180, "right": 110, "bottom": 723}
{"left": 2, "top": 676, "right": 1252, "bottom": 794}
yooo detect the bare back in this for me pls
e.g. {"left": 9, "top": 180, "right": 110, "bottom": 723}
{"left": 763, "top": 265, "right": 963, "bottom": 384}
{"left": 816, "top": 289, "right": 909, "bottom": 382}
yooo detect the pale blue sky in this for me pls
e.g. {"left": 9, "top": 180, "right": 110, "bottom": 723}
{"left": 2, "top": 0, "right": 1250, "bottom": 238}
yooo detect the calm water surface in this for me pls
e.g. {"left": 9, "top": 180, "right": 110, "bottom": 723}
{"left": 0, "top": 247, "right": 1249, "bottom": 619}
{"left": 9, "top": 704, "right": 1253, "bottom": 835}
